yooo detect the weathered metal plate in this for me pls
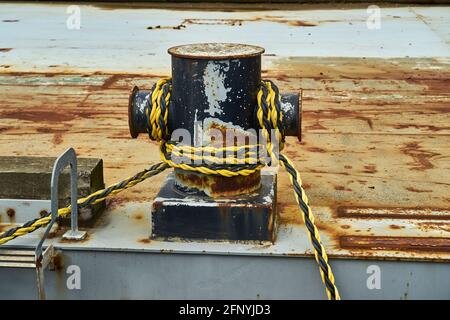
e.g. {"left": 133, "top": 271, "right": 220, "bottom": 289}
{"left": 0, "top": 3, "right": 449, "bottom": 264}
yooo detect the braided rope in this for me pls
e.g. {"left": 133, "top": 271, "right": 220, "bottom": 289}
{"left": 255, "top": 80, "right": 340, "bottom": 300}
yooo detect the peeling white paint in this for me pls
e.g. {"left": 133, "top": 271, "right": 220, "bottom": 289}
{"left": 202, "top": 117, "right": 257, "bottom": 147}
{"left": 203, "top": 61, "right": 231, "bottom": 117}
{"left": 138, "top": 93, "right": 150, "bottom": 114}
{"left": 280, "top": 100, "right": 294, "bottom": 119}
{"left": 193, "top": 109, "right": 202, "bottom": 146}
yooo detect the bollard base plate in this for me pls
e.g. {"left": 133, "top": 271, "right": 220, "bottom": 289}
{"left": 151, "top": 171, "right": 277, "bottom": 243}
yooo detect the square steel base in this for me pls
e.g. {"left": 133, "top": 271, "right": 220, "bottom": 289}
{"left": 151, "top": 172, "right": 277, "bottom": 243}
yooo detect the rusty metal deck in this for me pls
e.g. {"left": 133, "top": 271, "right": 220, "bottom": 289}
{"left": 0, "top": 3, "right": 449, "bottom": 299}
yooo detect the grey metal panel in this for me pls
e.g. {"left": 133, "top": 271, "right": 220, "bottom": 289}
{"left": 1, "top": 249, "right": 449, "bottom": 300}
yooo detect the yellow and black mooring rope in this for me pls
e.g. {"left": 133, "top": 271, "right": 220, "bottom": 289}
{"left": 0, "top": 78, "right": 340, "bottom": 300}
{"left": 256, "top": 80, "right": 340, "bottom": 300}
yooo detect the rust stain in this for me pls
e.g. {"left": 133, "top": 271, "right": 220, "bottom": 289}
{"left": 0, "top": 110, "right": 73, "bottom": 122}
{"left": 36, "top": 127, "right": 53, "bottom": 133}
{"left": 0, "top": 48, "right": 13, "bottom": 52}
{"left": 389, "top": 224, "right": 404, "bottom": 230}
{"left": 108, "top": 131, "right": 132, "bottom": 140}
{"left": 337, "top": 206, "right": 450, "bottom": 220}
{"left": 394, "top": 123, "right": 450, "bottom": 132}
{"left": 133, "top": 212, "right": 144, "bottom": 220}
{"left": 47, "top": 225, "right": 67, "bottom": 239}
{"left": 75, "top": 74, "right": 128, "bottom": 108}
{"left": 278, "top": 202, "right": 304, "bottom": 225}
{"left": 6, "top": 208, "right": 15, "bottom": 219}
{"left": 138, "top": 238, "right": 151, "bottom": 244}
{"left": 39, "top": 210, "right": 48, "bottom": 217}
{"left": 304, "top": 109, "right": 374, "bottom": 130}
{"left": 306, "top": 146, "right": 326, "bottom": 153}
{"left": 52, "top": 132, "right": 63, "bottom": 145}
{"left": 5, "top": 209, "right": 15, "bottom": 223}
{"left": 107, "top": 197, "right": 137, "bottom": 210}
{"left": 365, "top": 118, "right": 374, "bottom": 130}
{"left": 400, "top": 142, "right": 439, "bottom": 171}
{"left": 363, "top": 165, "right": 377, "bottom": 174}
{"left": 100, "top": 74, "right": 124, "bottom": 90}
{"left": 210, "top": 172, "right": 261, "bottom": 197}
{"left": 52, "top": 253, "right": 64, "bottom": 271}
{"left": 404, "top": 79, "right": 450, "bottom": 93}
{"left": 287, "top": 20, "right": 317, "bottom": 27}
{"left": 147, "top": 17, "right": 318, "bottom": 30}
{"left": 76, "top": 93, "right": 91, "bottom": 108}
{"left": 271, "top": 56, "right": 450, "bottom": 81}
{"left": 405, "top": 187, "right": 432, "bottom": 193}
{"left": 0, "top": 70, "right": 164, "bottom": 79}
{"left": 334, "top": 185, "right": 351, "bottom": 191}
{"left": 418, "top": 222, "right": 450, "bottom": 233}
{"left": 175, "top": 167, "right": 261, "bottom": 197}
{"left": 306, "top": 121, "right": 327, "bottom": 131}
{"left": 340, "top": 235, "right": 450, "bottom": 253}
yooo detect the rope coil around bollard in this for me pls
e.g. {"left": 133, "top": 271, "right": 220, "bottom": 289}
{"left": 0, "top": 79, "right": 340, "bottom": 300}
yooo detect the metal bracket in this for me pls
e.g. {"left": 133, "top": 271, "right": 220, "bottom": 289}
{"left": 58, "top": 148, "right": 87, "bottom": 241}
{"left": 34, "top": 147, "right": 85, "bottom": 299}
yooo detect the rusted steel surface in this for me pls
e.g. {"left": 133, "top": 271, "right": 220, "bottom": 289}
{"left": 340, "top": 236, "right": 450, "bottom": 253}
{"left": 175, "top": 170, "right": 261, "bottom": 197}
{"left": 0, "top": 56, "right": 449, "bottom": 261}
{"left": 0, "top": 3, "right": 449, "bottom": 261}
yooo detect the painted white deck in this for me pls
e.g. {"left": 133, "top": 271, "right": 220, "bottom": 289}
{"left": 0, "top": 4, "right": 449, "bottom": 74}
